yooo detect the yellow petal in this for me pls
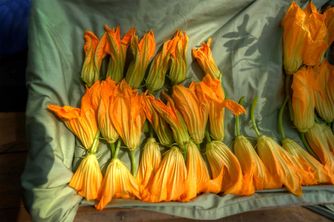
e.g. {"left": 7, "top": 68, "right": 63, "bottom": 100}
{"left": 136, "top": 138, "right": 161, "bottom": 192}
{"left": 282, "top": 138, "right": 331, "bottom": 184}
{"left": 69, "top": 154, "right": 102, "bottom": 201}
{"left": 234, "top": 136, "right": 279, "bottom": 195}
{"left": 257, "top": 136, "right": 302, "bottom": 196}
{"left": 182, "top": 141, "right": 211, "bottom": 201}
{"left": 95, "top": 159, "right": 140, "bottom": 210}
{"left": 291, "top": 67, "right": 315, "bottom": 132}
{"left": 143, "top": 147, "right": 187, "bottom": 202}
{"left": 206, "top": 141, "right": 243, "bottom": 195}
{"left": 192, "top": 38, "right": 222, "bottom": 79}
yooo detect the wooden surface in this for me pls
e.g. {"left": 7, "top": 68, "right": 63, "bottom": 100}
{"left": 0, "top": 112, "right": 332, "bottom": 222}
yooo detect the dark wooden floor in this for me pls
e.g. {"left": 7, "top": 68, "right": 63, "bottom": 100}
{"left": 0, "top": 112, "right": 332, "bottom": 222}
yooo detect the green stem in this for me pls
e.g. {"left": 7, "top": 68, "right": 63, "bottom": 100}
{"left": 250, "top": 97, "right": 261, "bottom": 137}
{"left": 278, "top": 96, "right": 289, "bottom": 140}
{"left": 90, "top": 132, "right": 100, "bottom": 154}
{"left": 109, "top": 142, "right": 115, "bottom": 158}
{"left": 112, "top": 140, "right": 121, "bottom": 160}
{"left": 149, "top": 124, "right": 154, "bottom": 138}
{"left": 129, "top": 150, "right": 137, "bottom": 176}
{"left": 299, "top": 132, "right": 319, "bottom": 160}
{"left": 205, "top": 131, "right": 212, "bottom": 143}
{"left": 235, "top": 97, "right": 245, "bottom": 137}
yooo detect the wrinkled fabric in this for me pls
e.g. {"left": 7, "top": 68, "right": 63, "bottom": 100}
{"left": 21, "top": 0, "right": 334, "bottom": 221}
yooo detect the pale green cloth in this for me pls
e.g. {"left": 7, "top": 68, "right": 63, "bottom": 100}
{"left": 21, "top": 0, "right": 334, "bottom": 221}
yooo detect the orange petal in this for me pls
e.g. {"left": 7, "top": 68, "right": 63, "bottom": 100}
{"left": 48, "top": 104, "right": 98, "bottom": 150}
{"left": 172, "top": 84, "right": 209, "bottom": 144}
{"left": 324, "top": 7, "right": 334, "bottom": 44}
{"left": 291, "top": 67, "right": 316, "bottom": 132}
{"left": 168, "top": 31, "right": 188, "bottom": 84}
{"left": 137, "top": 138, "right": 161, "bottom": 194}
{"left": 281, "top": 2, "right": 307, "bottom": 74}
{"left": 142, "top": 95, "right": 173, "bottom": 146}
{"left": 125, "top": 31, "right": 156, "bottom": 88}
{"left": 151, "top": 94, "right": 190, "bottom": 148}
{"left": 110, "top": 81, "right": 146, "bottom": 150}
{"left": 302, "top": 2, "right": 328, "bottom": 66}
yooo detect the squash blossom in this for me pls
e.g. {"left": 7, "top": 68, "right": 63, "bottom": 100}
{"left": 192, "top": 38, "right": 222, "bottom": 79}
{"left": 291, "top": 67, "right": 315, "bottom": 132}
{"left": 142, "top": 146, "right": 187, "bottom": 202}
{"left": 281, "top": 2, "right": 307, "bottom": 74}
{"left": 142, "top": 94, "right": 174, "bottom": 146}
{"left": 48, "top": 97, "right": 102, "bottom": 200}
{"left": 98, "top": 78, "right": 119, "bottom": 144}
{"left": 256, "top": 136, "right": 302, "bottom": 196}
{"left": 302, "top": 2, "right": 329, "bottom": 66}
{"left": 313, "top": 61, "right": 334, "bottom": 123}
{"left": 282, "top": 138, "right": 331, "bottom": 185}
{"left": 282, "top": 2, "right": 329, "bottom": 73}
{"left": 234, "top": 135, "right": 279, "bottom": 195}
{"left": 136, "top": 138, "right": 161, "bottom": 194}
{"left": 151, "top": 93, "right": 190, "bottom": 149}
{"left": 324, "top": 6, "right": 334, "bottom": 45}
{"left": 125, "top": 31, "right": 156, "bottom": 88}
{"left": 109, "top": 80, "right": 146, "bottom": 150}
{"left": 205, "top": 141, "right": 244, "bottom": 195}
{"left": 182, "top": 141, "right": 221, "bottom": 201}
{"left": 81, "top": 31, "right": 101, "bottom": 87}
{"left": 81, "top": 80, "right": 102, "bottom": 112}
{"left": 306, "top": 123, "right": 334, "bottom": 182}
{"left": 95, "top": 158, "right": 140, "bottom": 210}
{"left": 168, "top": 31, "right": 188, "bottom": 85}
{"left": 145, "top": 40, "right": 171, "bottom": 93}
{"left": 200, "top": 74, "right": 245, "bottom": 140}
{"left": 172, "top": 83, "right": 209, "bottom": 145}
{"left": 104, "top": 26, "right": 135, "bottom": 83}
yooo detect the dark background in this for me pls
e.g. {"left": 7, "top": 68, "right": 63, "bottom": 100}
{"left": 0, "top": 0, "right": 30, "bottom": 112}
